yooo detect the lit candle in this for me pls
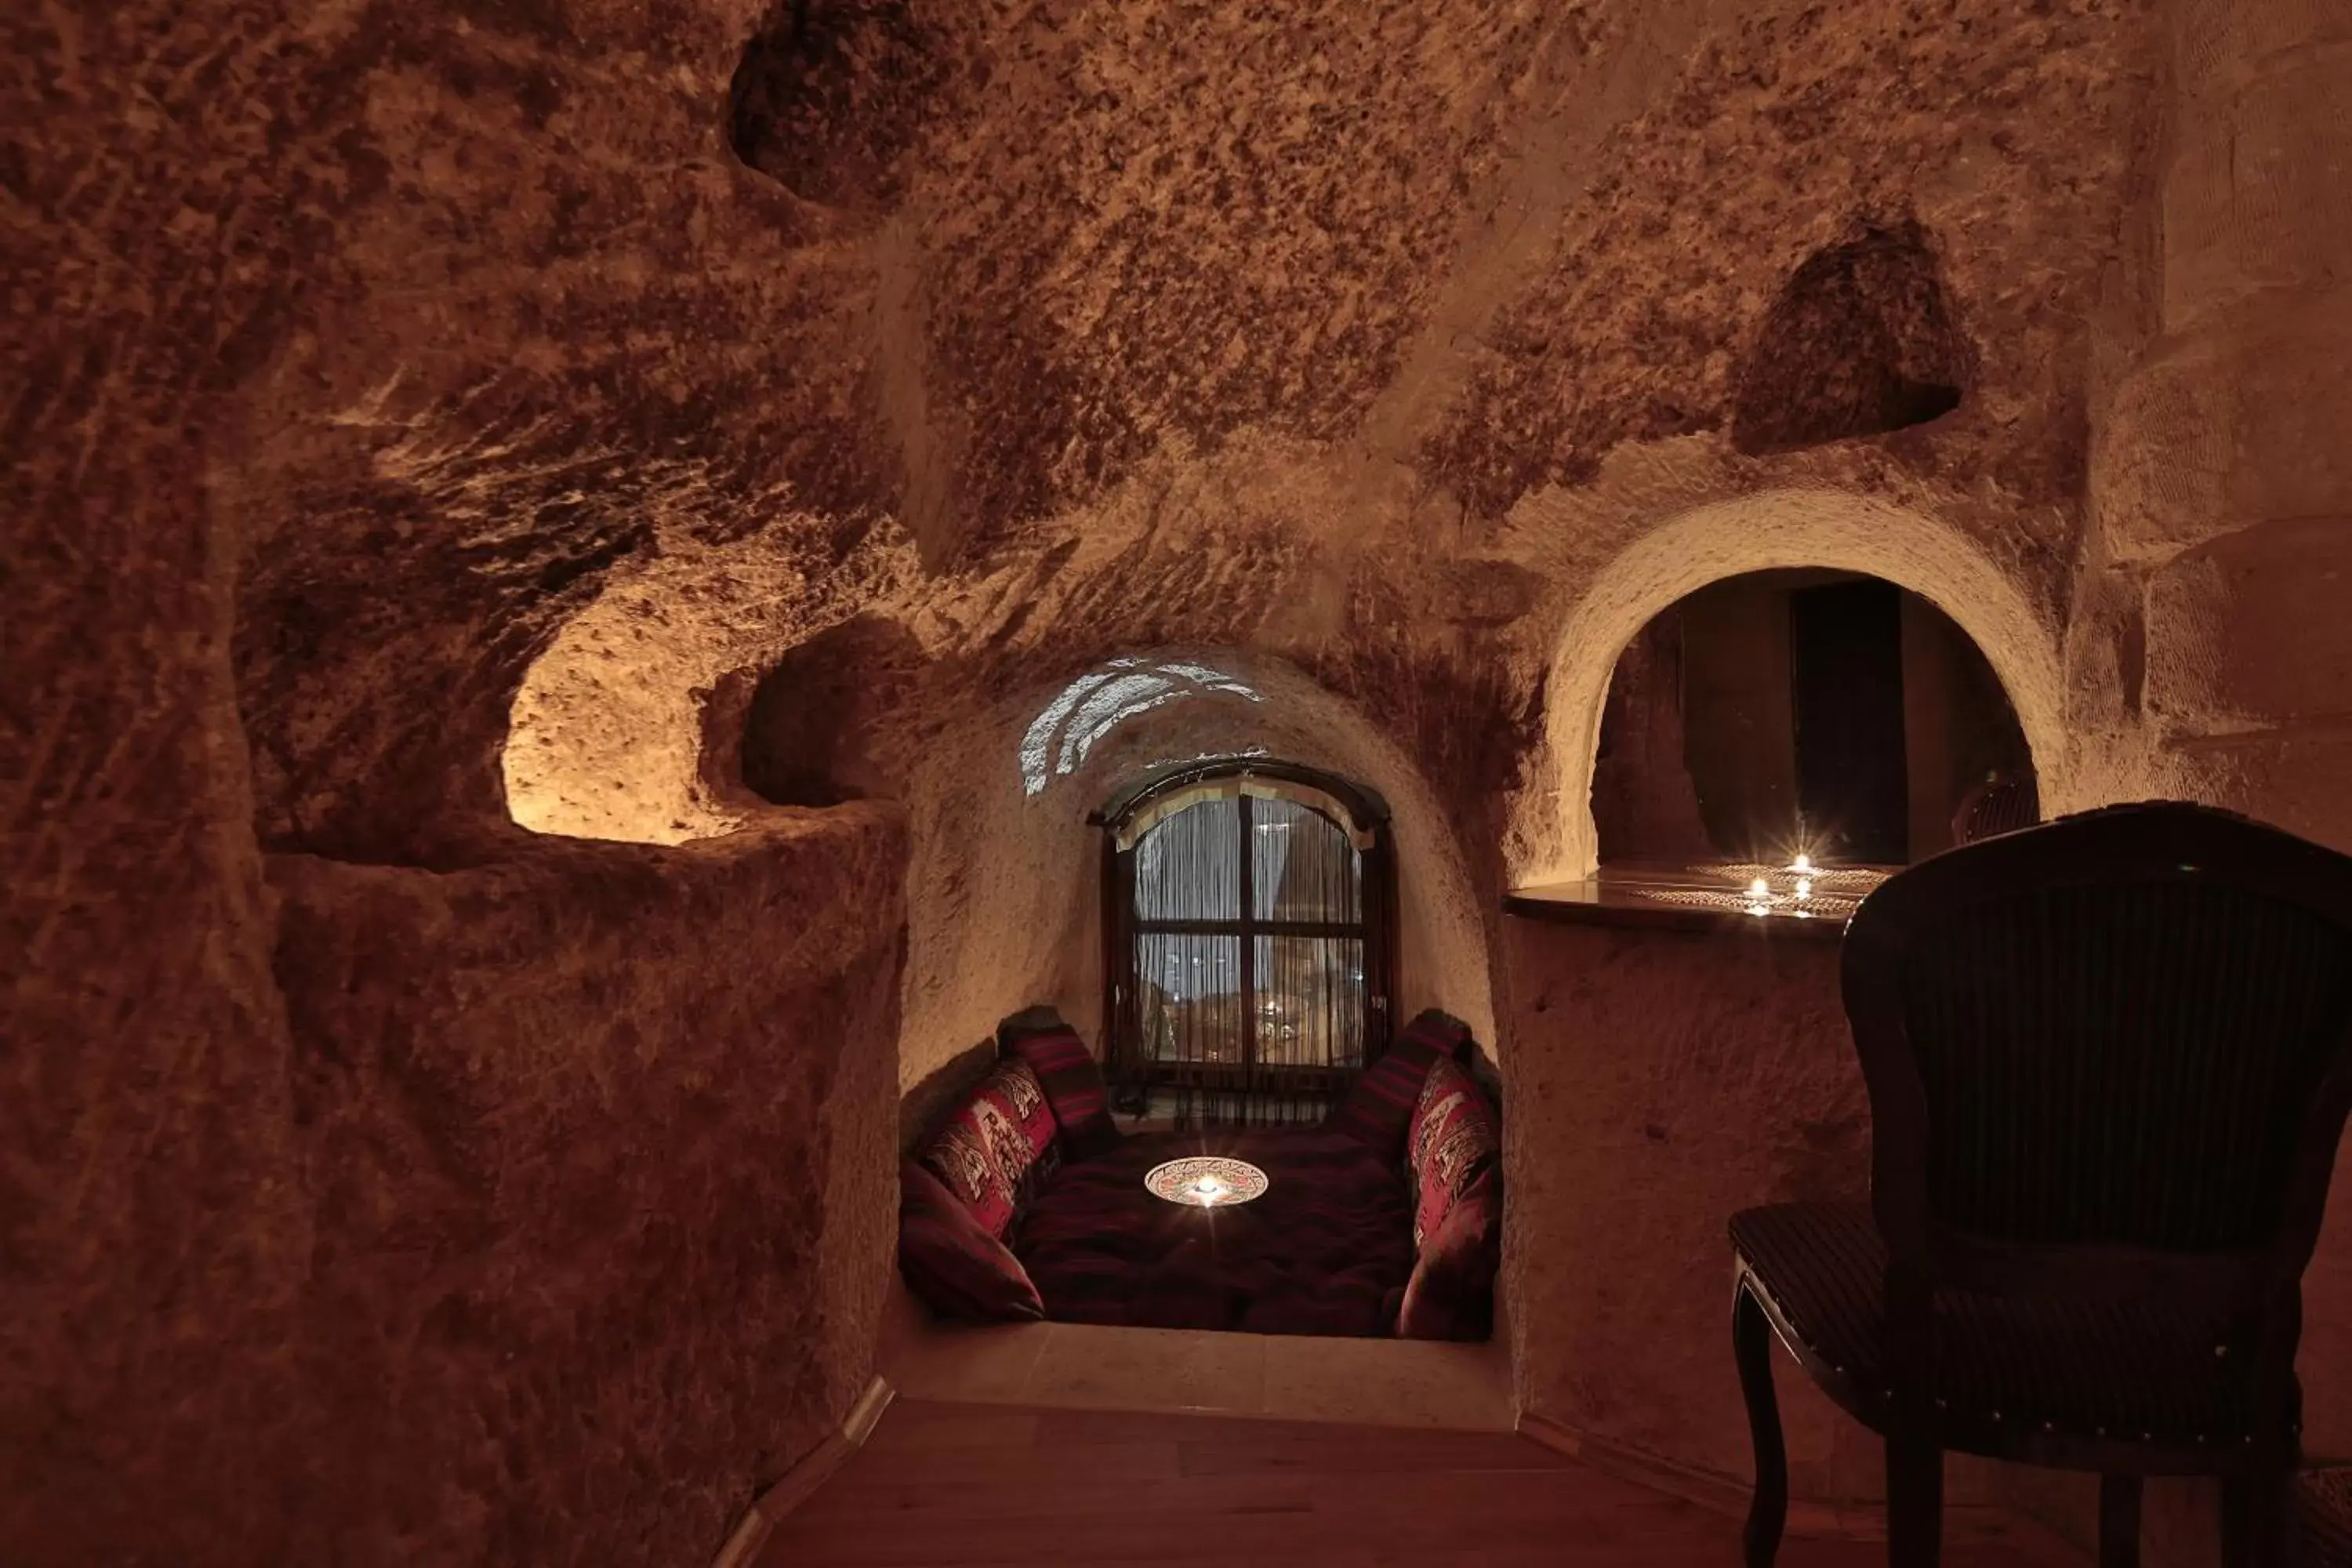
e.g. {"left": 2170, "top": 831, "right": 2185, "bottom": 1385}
{"left": 1790, "top": 853, "right": 1813, "bottom": 874}
{"left": 1795, "top": 877, "right": 1812, "bottom": 902}
{"left": 1192, "top": 1176, "right": 1227, "bottom": 1203}
{"left": 1748, "top": 877, "right": 1770, "bottom": 900}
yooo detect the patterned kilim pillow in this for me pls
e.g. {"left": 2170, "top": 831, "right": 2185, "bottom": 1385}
{"left": 1327, "top": 1008, "right": 1473, "bottom": 1160}
{"left": 1406, "top": 1056, "right": 1500, "bottom": 1248}
{"left": 1000, "top": 1020, "right": 1120, "bottom": 1160}
{"left": 986, "top": 1058, "right": 1060, "bottom": 1185}
{"left": 916, "top": 1058, "right": 1059, "bottom": 1240}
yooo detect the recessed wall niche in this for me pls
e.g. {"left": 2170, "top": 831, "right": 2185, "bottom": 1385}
{"left": 1730, "top": 221, "right": 1972, "bottom": 455}
{"left": 740, "top": 615, "right": 919, "bottom": 807}
{"left": 1590, "top": 569, "right": 2034, "bottom": 868}
{"left": 728, "top": 0, "right": 948, "bottom": 210}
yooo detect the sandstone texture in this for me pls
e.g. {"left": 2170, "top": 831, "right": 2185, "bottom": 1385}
{"left": 10, "top": 0, "right": 2352, "bottom": 1562}
{"left": 263, "top": 818, "right": 903, "bottom": 1564}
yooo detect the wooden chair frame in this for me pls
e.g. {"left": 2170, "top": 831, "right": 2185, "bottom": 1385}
{"left": 1735, "top": 802, "right": 2352, "bottom": 1567}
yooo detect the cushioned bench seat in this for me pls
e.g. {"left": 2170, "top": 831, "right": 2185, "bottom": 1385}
{"left": 1015, "top": 1129, "right": 1414, "bottom": 1336}
{"left": 899, "top": 1007, "right": 1500, "bottom": 1341}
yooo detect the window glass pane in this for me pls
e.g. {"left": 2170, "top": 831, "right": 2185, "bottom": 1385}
{"left": 1253, "top": 935, "right": 1366, "bottom": 1069}
{"left": 1250, "top": 797, "right": 1361, "bottom": 923}
{"left": 1136, "top": 932, "right": 1244, "bottom": 1065}
{"left": 1133, "top": 797, "right": 1241, "bottom": 922}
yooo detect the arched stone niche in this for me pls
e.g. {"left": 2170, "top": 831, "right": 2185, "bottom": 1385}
{"left": 1509, "top": 488, "right": 2071, "bottom": 887}
{"left": 497, "top": 521, "right": 914, "bottom": 846}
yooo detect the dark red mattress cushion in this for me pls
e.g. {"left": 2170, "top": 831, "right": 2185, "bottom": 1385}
{"left": 898, "top": 1161, "right": 1044, "bottom": 1322}
{"left": 914, "top": 1058, "right": 1059, "bottom": 1240}
{"left": 1014, "top": 1131, "right": 1414, "bottom": 1337}
{"left": 1406, "top": 1057, "right": 1501, "bottom": 1248}
{"left": 1396, "top": 1169, "right": 1500, "bottom": 1341}
{"left": 1000, "top": 1021, "right": 1121, "bottom": 1160}
{"left": 1325, "top": 1008, "right": 1474, "bottom": 1160}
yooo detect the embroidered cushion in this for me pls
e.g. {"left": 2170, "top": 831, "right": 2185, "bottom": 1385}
{"left": 897, "top": 1160, "right": 1044, "bottom": 1322}
{"left": 1396, "top": 1169, "right": 1500, "bottom": 1341}
{"left": 1000, "top": 1016, "right": 1121, "bottom": 1160}
{"left": 915, "top": 1058, "right": 1059, "bottom": 1239}
{"left": 1406, "top": 1055, "right": 1501, "bottom": 1248}
{"left": 1326, "top": 1008, "right": 1475, "bottom": 1159}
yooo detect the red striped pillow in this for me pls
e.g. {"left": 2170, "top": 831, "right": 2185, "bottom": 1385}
{"left": 1327, "top": 1009, "right": 1474, "bottom": 1160}
{"left": 898, "top": 1161, "right": 1044, "bottom": 1322}
{"left": 1001, "top": 1022, "right": 1120, "bottom": 1160}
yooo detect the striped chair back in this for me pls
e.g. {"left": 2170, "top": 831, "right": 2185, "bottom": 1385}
{"left": 1844, "top": 802, "right": 2352, "bottom": 1294}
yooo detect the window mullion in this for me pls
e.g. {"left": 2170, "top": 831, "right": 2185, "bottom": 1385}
{"left": 1237, "top": 792, "right": 1257, "bottom": 1084}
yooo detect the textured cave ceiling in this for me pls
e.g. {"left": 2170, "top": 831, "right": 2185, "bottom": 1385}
{"left": 350, "top": 0, "right": 2143, "bottom": 887}
{"left": 15, "top": 0, "right": 2158, "bottom": 894}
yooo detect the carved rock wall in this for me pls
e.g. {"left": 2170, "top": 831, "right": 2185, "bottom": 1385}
{"left": 6, "top": 3, "right": 909, "bottom": 1562}
{"left": 13, "top": 0, "right": 2352, "bottom": 1561}
{"left": 265, "top": 815, "right": 904, "bottom": 1566}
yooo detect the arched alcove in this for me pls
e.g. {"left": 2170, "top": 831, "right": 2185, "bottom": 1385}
{"left": 895, "top": 649, "right": 1499, "bottom": 1107}
{"left": 497, "top": 517, "right": 914, "bottom": 845}
{"left": 1592, "top": 568, "right": 2036, "bottom": 868}
{"left": 741, "top": 615, "right": 924, "bottom": 808}
{"left": 1499, "top": 493, "right": 2086, "bottom": 1512}
{"left": 1511, "top": 490, "right": 2067, "bottom": 887}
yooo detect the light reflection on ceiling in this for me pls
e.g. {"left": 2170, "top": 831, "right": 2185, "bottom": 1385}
{"left": 1020, "top": 659, "right": 1264, "bottom": 795}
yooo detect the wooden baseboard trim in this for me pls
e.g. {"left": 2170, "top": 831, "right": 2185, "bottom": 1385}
{"left": 1515, "top": 1410, "right": 2026, "bottom": 1546}
{"left": 710, "top": 1376, "right": 895, "bottom": 1568}
{"left": 838, "top": 1374, "right": 895, "bottom": 1446}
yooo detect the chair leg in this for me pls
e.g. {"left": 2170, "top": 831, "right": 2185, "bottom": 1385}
{"left": 2223, "top": 1468, "right": 2295, "bottom": 1568}
{"left": 1733, "top": 1279, "right": 1788, "bottom": 1568}
{"left": 2099, "top": 1474, "right": 2142, "bottom": 1568}
{"left": 1885, "top": 1432, "right": 1943, "bottom": 1568}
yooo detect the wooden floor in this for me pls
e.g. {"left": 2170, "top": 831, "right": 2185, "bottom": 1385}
{"left": 760, "top": 1400, "right": 2084, "bottom": 1567}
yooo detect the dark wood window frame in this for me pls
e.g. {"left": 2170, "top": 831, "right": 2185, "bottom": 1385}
{"left": 1091, "top": 757, "right": 1399, "bottom": 1114}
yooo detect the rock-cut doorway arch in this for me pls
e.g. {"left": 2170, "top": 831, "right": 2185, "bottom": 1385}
{"left": 1512, "top": 489, "right": 2068, "bottom": 886}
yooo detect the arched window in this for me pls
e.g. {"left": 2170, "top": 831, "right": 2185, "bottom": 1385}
{"left": 1092, "top": 760, "right": 1396, "bottom": 1126}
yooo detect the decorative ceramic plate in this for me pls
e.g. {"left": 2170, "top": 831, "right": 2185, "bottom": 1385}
{"left": 1144, "top": 1156, "right": 1270, "bottom": 1208}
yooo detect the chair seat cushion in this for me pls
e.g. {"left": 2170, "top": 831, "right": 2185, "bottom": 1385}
{"left": 1730, "top": 1202, "right": 2267, "bottom": 1446}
